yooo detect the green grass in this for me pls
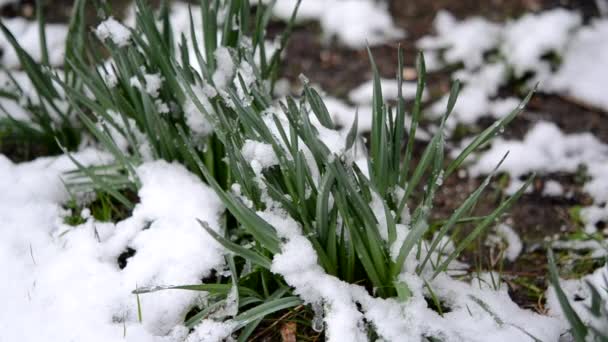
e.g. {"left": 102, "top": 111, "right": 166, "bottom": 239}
{"left": 1, "top": 0, "right": 540, "bottom": 339}
{"left": 0, "top": 0, "right": 86, "bottom": 157}
{"left": 548, "top": 249, "right": 608, "bottom": 341}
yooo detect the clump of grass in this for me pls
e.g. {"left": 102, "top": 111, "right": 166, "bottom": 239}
{"left": 0, "top": 0, "right": 87, "bottom": 158}
{"left": 166, "top": 42, "right": 533, "bottom": 335}
{"left": 3, "top": 0, "right": 538, "bottom": 339}
{"left": 56, "top": 0, "right": 300, "bottom": 209}
{"left": 177, "top": 39, "right": 533, "bottom": 292}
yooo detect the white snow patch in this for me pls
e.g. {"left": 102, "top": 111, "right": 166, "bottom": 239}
{"left": 322, "top": 95, "right": 430, "bottom": 140}
{"left": 543, "top": 180, "right": 564, "bottom": 197}
{"left": 465, "top": 121, "right": 608, "bottom": 236}
{"left": 241, "top": 139, "right": 278, "bottom": 175}
{"left": 234, "top": 60, "right": 256, "bottom": 104}
{"left": 466, "top": 121, "right": 608, "bottom": 198}
{"left": 348, "top": 78, "right": 425, "bottom": 105}
{"left": 417, "top": 9, "right": 608, "bottom": 125}
{"left": 0, "top": 155, "right": 226, "bottom": 341}
{"left": 130, "top": 73, "right": 163, "bottom": 98}
{"left": 417, "top": 11, "right": 501, "bottom": 69}
{"left": 212, "top": 47, "right": 235, "bottom": 90}
{"left": 269, "top": 0, "right": 404, "bottom": 48}
{"left": 546, "top": 19, "right": 608, "bottom": 111}
{"left": 502, "top": 9, "right": 581, "bottom": 78}
{"left": 430, "top": 63, "right": 510, "bottom": 126}
{"left": 261, "top": 208, "right": 561, "bottom": 341}
{"left": 496, "top": 224, "right": 523, "bottom": 262}
{"left": 580, "top": 205, "right": 608, "bottom": 235}
{"left": 184, "top": 320, "right": 236, "bottom": 342}
{"left": 0, "top": 18, "right": 68, "bottom": 67}
{"left": 95, "top": 17, "right": 132, "bottom": 47}
{"left": 184, "top": 84, "right": 216, "bottom": 137}
{"left": 551, "top": 239, "right": 608, "bottom": 258}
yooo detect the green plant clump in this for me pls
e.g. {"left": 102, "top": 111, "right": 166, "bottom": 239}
{"left": 1, "top": 0, "right": 537, "bottom": 339}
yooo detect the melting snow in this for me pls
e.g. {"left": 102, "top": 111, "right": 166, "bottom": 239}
{"left": 545, "top": 19, "right": 608, "bottom": 111}
{"left": 269, "top": 0, "right": 405, "bottom": 48}
{"left": 0, "top": 156, "right": 226, "bottom": 341}
{"left": 95, "top": 17, "right": 132, "bottom": 47}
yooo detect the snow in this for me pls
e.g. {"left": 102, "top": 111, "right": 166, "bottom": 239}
{"left": 418, "top": 8, "right": 582, "bottom": 76}
{"left": 0, "top": 155, "right": 227, "bottom": 341}
{"left": 543, "top": 180, "right": 564, "bottom": 197}
{"left": 0, "top": 70, "right": 34, "bottom": 121}
{"left": 95, "top": 17, "right": 132, "bottom": 47}
{"left": 241, "top": 139, "right": 278, "bottom": 175}
{"left": 100, "top": 109, "right": 152, "bottom": 160}
{"left": 0, "top": 17, "right": 68, "bottom": 67}
{"left": 417, "top": 11, "right": 501, "bottom": 69}
{"left": 3, "top": 3, "right": 608, "bottom": 341}
{"left": 234, "top": 61, "right": 256, "bottom": 104}
{"left": 418, "top": 9, "right": 608, "bottom": 126}
{"left": 155, "top": 100, "right": 170, "bottom": 114}
{"left": 580, "top": 205, "right": 608, "bottom": 236}
{"left": 545, "top": 19, "right": 608, "bottom": 111}
{"left": 320, "top": 95, "right": 430, "bottom": 140}
{"left": 496, "top": 224, "right": 523, "bottom": 262}
{"left": 102, "top": 70, "right": 119, "bottom": 88}
{"left": 546, "top": 265, "right": 608, "bottom": 338}
{"left": 183, "top": 84, "right": 216, "bottom": 137}
{"left": 466, "top": 121, "right": 608, "bottom": 197}
{"left": 185, "top": 320, "right": 236, "bottom": 342}
{"left": 502, "top": 9, "right": 581, "bottom": 77}
{"left": 318, "top": 1, "right": 405, "bottom": 48}
{"left": 348, "top": 78, "right": 424, "bottom": 105}
{"left": 269, "top": 0, "right": 405, "bottom": 48}
{"left": 212, "top": 47, "right": 235, "bottom": 90}
{"left": 130, "top": 73, "right": 164, "bottom": 98}
{"left": 415, "top": 9, "right": 608, "bottom": 283}
{"left": 265, "top": 207, "right": 562, "bottom": 341}
{"left": 551, "top": 239, "right": 608, "bottom": 259}
{"left": 430, "top": 63, "right": 510, "bottom": 126}
{"left": 465, "top": 121, "right": 608, "bottom": 235}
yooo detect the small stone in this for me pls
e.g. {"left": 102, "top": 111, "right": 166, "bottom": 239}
{"left": 403, "top": 67, "right": 417, "bottom": 81}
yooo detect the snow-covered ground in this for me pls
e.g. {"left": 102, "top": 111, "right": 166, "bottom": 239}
{"left": 419, "top": 8, "right": 608, "bottom": 120}
{"left": 1, "top": 1, "right": 607, "bottom": 341}
{"left": 0, "top": 153, "right": 226, "bottom": 341}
